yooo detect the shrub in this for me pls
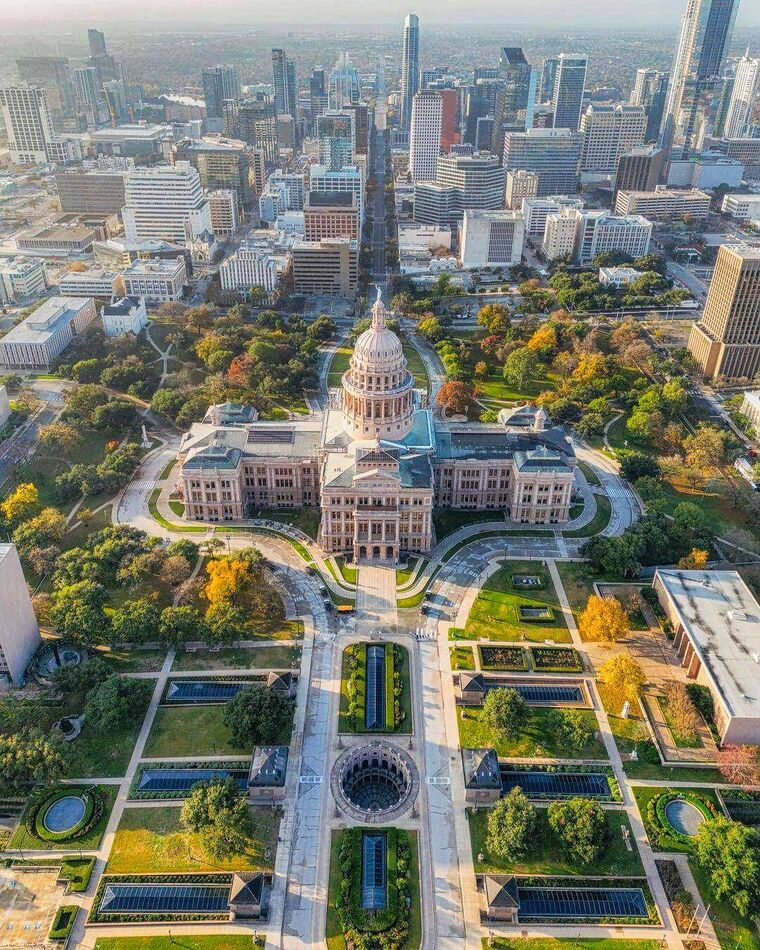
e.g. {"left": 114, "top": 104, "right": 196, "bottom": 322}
{"left": 26, "top": 787, "right": 105, "bottom": 843}
{"left": 49, "top": 905, "right": 78, "bottom": 941}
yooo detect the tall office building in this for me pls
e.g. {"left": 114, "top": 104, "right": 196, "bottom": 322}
{"left": 309, "top": 68, "right": 328, "bottom": 129}
{"left": 414, "top": 150, "right": 505, "bottom": 225}
{"left": 0, "top": 87, "right": 61, "bottom": 165}
{"left": 328, "top": 53, "right": 360, "bottom": 109}
{"left": 439, "top": 89, "right": 459, "bottom": 153}
{"left": 224, "top": 95, "right": 278, "bottom": 166}
{"left": 688, "top": 245, "right": 760, "bottom": 380}
{"left": 344, "top": 103, "right": 370, "bottom": 156}
{"left": 317, "top": 111, "right": 354, "bottom": 170}
{"left": 15, "top": 56, "right": 74, "bottom": 125}
{"left": 175, "top": 137, "right": 255, "bottom": 209}
{"left": 202, "top": 65, "right": 241, "bottom": 120}
{"left": 491, "top": 48, "right": 534, "bottom": 155}
{"left": 630, "top": 68, "right": 670, "bottom": 141}
{"left": 505, "top": 169, "right": 539, "bottom": 209}
{"left": 272, "top": 49, "right": 297, "bottom": 123}
{"left": 502, "top": 127, "right": 582, "bottom": 195}
{"left": 409, "top": 91, "right": 443, "bottom": 182}
{"left": 660, "top": 0, "right": 739, "bottom": 159}
{"left": 724, "top": 52, "right": 759, "bottom": 139}
{"left": 0, "top": 544, "right": 41, "bottom": 686}
{"left": 400, "top": 14, "right": 421, "bottom": 133}
{"left": 614, "top": 145, "right": 667, "bottom": 198}
{"left": 539, "top": 57, "right": 559, "bottom": 104}
{"left": 88, "top": 28, "right": 108, "bottom": 58}
{"left": 579, "top": 104, "right": 647, "bottom": 176}
{"left": 552, "top": 54, "right": 588, "bottom": 130}
{"left": 121, "top": 162, "right": 212, "bottom": 244}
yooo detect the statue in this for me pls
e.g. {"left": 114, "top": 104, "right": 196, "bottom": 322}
{"left": 140, "top": 423, "right": 151, "bottom": 449}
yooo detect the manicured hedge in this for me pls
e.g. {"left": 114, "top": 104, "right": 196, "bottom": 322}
{"left": 59, "top": 857, "right": 96, "bottom": 892}
{"left": 49, "top": 905, "right": 78, "bottom": 941}
{"left": 645, "top": 790, "right": 718, "bottom": 850}
{"left": 25, "top": 787, "right": 104, "bottom": 844}
{"left": 384, "top": 645, "right": 395, "bottom": 731}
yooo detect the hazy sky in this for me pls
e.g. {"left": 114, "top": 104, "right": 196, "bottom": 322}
{"left": 2, "top": 0, "right": 758, "bottom": 29}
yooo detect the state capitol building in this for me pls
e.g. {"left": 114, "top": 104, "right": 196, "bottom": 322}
{"left": 178, "top": 293, "right": 577, "bottom": 562}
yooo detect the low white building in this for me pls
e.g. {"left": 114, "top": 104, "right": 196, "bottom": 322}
{"left": 397, "top": 225, "right": 452, "bottom": 252}
{"left": 0, "top": 256, "right": 47, "bottom": 304}
{"left": 615, "top": 186, "right": 711, "bottom": 220}
{"left": 721, "top": 193, "right": 760, "bottom": 220}
{"left": 0, "top": 295, "right": 97, "bottom": 370}
{"left": 740, "top": 390, "right": 760, "bottom": 429}
{"left": 543, "top": 207, "right": 580, "bottom": 261}
{"left": 101, "top": 295, "right": 148, "bottom": 337}
{"left": 220, "top": 239, "right": 290, "bottom": 300}
{"left": 460, "top": 210, "right": 524, "bottom": 268}
{"left": 0, "top": 544, "right": 41, "bottom": 685}
{"left": 122, "top": 257, "right": 188, "bottom": 304}
{"left": 667, "top": 155, "right": 744, "bottom": 190}
{"left": 58, "top": 267, "right": 125, "bottom": 298}
{"left": 599, "top": 266, "right": 644, "bottom": 287}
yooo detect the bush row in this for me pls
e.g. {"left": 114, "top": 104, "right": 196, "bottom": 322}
{"left": 645, "top": 791, "right": 718, "bottom": 850}
{"left": 49, "top": 905, "right": 78, "bottom": 941}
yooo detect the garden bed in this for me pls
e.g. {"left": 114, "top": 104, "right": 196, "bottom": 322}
{"left": 530, "top": 647, "right": 584, "bottom": 673}
{"left": 479, "top": 646, "right": 528, "bottom": 671}
{"left": 339, "top": 642, "right": 412, "bottom": 734}
{"left": 89, "top": 873, "right": 234, "bottom": 923}
{"left": 11, "top": 785, "right": 117, "bottom": 851}
{"left": 49, "top": 904, "right": 78, "bottom": 941}
{"left": 499, "top": 764, "right": 622, "bottom": 802}
{"left": 720, "top": 788, "right": 760, "bottom": 826}
{"left": 633, "top": 787, "right": 720, "bottom": 852}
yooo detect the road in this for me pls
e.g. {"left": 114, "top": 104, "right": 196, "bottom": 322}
{"left": 0, "top": 378, "right": 69, "bottom": 491}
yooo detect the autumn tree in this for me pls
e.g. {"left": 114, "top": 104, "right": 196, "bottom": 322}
{"left": 1, "top": 483, "right": 39, "bottom": 524}
{"left": 677, "top": 548, "right": 710, "bottom": 570}
{"left": 436, "top": 381, "right": 477, "bottom": 416}
{"left": 683, "top": 425, "right": 727, "bottom": 471}
{"left": 598, "top": 654, "right": 646, "bottom": 703}
{"left": 717, "top": 745, "right": 760, "bottom": 787}
{"left": 578, "top": 594, "right": 629, "bottom": 642}
{"left": 37, "top": 422, "right": 83, "bottom": 456}
{"left": 204, "top": 557, "right": 255, "bottom": 608}
{"left": 662, "top": 681, "right": 702, "bottom": 742}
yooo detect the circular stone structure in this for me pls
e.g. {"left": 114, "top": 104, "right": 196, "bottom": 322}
{"left": 42, "top": 795, "right": 86, "bottom": 834}
{"left": 331, "top": 740, "right": 419, "bottom": 822}
{"left": 665, "top": 798, "right": 705, "bottom": 837}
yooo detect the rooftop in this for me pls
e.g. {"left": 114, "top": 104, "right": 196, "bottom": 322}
{"left": 102, "top": 295, "right": 143, "bottom": 316}
{"left": 0, "top": 297, "right": 92, "bottom": 345}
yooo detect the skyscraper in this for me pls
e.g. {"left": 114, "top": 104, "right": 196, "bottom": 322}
{"left": 410, "top": 91, "right": 442, "bottom": 182}
{"left": 328, "top": 53, "right": 360, "bottom": 110}
{"left": 491, "top": 48, "right": 534, "bottom": 155}
{"left": 630, "top": 68, "right": 670, "bottom": 141}
{"left": 660, "top": 0, "right": 739, "bottom": 160}
{"left": 0, "top": 87, "right": 59, "bottom": 165}
{"left": 224, "top": 95, "right": 278, "bottom": 166}
{"left": 539, "top": 57, "right": 559, "bottom": 104}
{"left": 724, "top": 51, "right": 759, "bottom": 138}
{"left": 688, "top": 244, "right": 760, "bottom": 380}
{"left": 552, "top": 54, "right": 588, "bottom": 130}
{"left": 579, "top": 104, "right": 647, "bottom": 176}
{"left": 400, "top": 14, "right": 420, "bottom": 133}
{"left": 317, "top": 111, "right": 355, "bottom": 170}
{"left": 502, "top": 127, "right": 583, "bottom": 195}
{"left": 16, "top": 56, "right": 75, "bottom": 125}
{"left": 88, "top": 29, "right": 108, "bottom": 59}
{"left": 202, "top": 65, "right": 241, "bottom": 119}
{"left": 272, "top": 49, "right": 297, "bottom": 123}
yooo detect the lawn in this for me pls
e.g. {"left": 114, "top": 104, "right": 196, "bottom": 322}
{"left": 93, "top": 646, "right": 167, "bottom": 673}
{"left": 450, "top": 646, "right": 476, "bottom": 670}
{"left": 563, "top": 494, "right": 612, "bottom": 537}
{"left": 106, "top": 805, "right": 279, "bottom": 874}
{"left": 690, "top": 858, "right": 760, "bottom": 950}
{"left": 578, "top": 461, "right": 602, "bottom": 488}
{"left": 632, "top": 785, "right": 721, "bottom": 853}
{"left": 483, "top": 940, "right": 660, "bottom": 950}
{"left": 143, "top": 705, "right": 242, "bottom": 757}
{"left": 10, "top": 785, "right": 118, "bottom": 852}
{"left": 469, "top": 807, "right": 643, "bottom": 877}
{"left": 433, "top": 509, "right": 503, "bottom": 541}
{"left": 254, "top": 507, "right": 321, "bottom": 539}
{"left": 338, "top": 643, "right": 413, "bottom": 734}
{"left": 458, "top": 706, "right": 607, "bottom": 760}
{"left": 249, "top": 619, "right": 304, "bottom": 641}
{"left": 65, "top": 698, "right": 151, "bottom": 778}
{"left": 96, "top": 939, "right": 263, "bottom": 950}
{"left": 461, "top": 561, "right": 571, "bottom": 644}
{"left": 396, "top": 555, "right": 424, "bottom": 588}
{"left": 476, "top": 372, "right": 555, "bottom": 404}
{"left": 401, "top": 342, "right": 429, "bottom": 391}
{"left": 335, "top": 556, "right": 358, "bottom": 585}
{"left": 327, "top": 346, "right": 352, "bottom": 388}
{"left": 172, "top": 645, "right": 299, "bottom": 671}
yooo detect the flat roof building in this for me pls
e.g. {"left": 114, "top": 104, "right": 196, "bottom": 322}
{"left": 291, "top": 238, "right": 358, "bottom": 296}
{"left": 0, "top": 256, "right": 47, "bottom": 304}
{"left": 0, "top": 544, "right": 41, "bottom": 685}
{"left": 55, "top": 168, "right": 127, "bottom": 215}
{"left": 122, "top": 257, "right": 188, "bottom": 303}
{"left": 58, "top": 267, "right": 124, "bottom": 298}
{"left": 0, "top": 295, "right": 97, "bottom": 369}
{"left": 615, "top": 186, "right": 711, "bottom": 220}
{"left": 16, "top": 221, "right": 96, "bottom": 256}
{"left": 304, "top": 190, "right": 359, "bottom": 242}
{"left": 460, "top": 209, "right": 525, "bottom": 268}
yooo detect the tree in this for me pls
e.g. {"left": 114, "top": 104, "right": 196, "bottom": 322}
{"left": 160, "top": 554, "right": 192, "bottom": 588}
{"left": 503, "top": 347, "right": 539, "bottom": 391}
{"left": 598, "top": 654, "right": 646, "bottom": 703}
{"left": 51, "top": 656, "right": 113, "bottom": 696}
{"left": 547, "top": 798, "right": 608, "bottom": 865}
{"left": 486, "top": 788, "right": 537, "bottom": 860}
{"left": 180, "top": 777, "right": 254, "bottom": 861}
{"left": 91, "top": 399, "right": 138, "bottom": 432}
{"left": 37, "top": 422, "right": 83, "bottom": 455}
{"left": 62, "top": 384, "right": 109, "bottom": 424}
{"left": 436, "top": 381, "right": 477, "bottom": 416}
{"left": 578, "top": 594, "right": 629, "bottom": 642}
{"left": 50, "top": 580, "right": 110, "bottom": 645}
{"left": 111, "top": 599, "right": 161, "bottom": 645}
{"left": 553, "top": 709, "right": 595, "bottom": 752}
{"left": 618, "top": 452, "right": 660, "bottom": 482}
{"left": 1, "top": 483, "right": 39, "bottom": 523}
{"left": 672, "top": 502, "right": 714, "bottom": 543}
{"left": 223, "top": 683, "right": 294, "bottom": 748}
{"left": 661, "top": 681, "right": 701, "bottom": 742}
{"left": 717, "top": 745, "right": 760, "bottom": 787}
{"left": 0, "top": 728, "right": 67, "bottom": 784}
{"left": 159, "top": 605, "right": 207, "bottom": 647}
{"left": 683, "top": 425, "right": 727, "bottom": 471}
{"left": 204, "top": 558, "right": 254, "bottom": 608}
{"left": 482, "top": 687, "right": 529, "bottom": 737}
{"left": 85, "top": 676, "right": 151, "bottom": 732}
{"left": 205, "top": 602, "right": 247, "bottom": 644}
{"left": 695, "top": 817, "right": 760, "bottom": 918}
{"left": 677, "top": 548, "right": 709, "bottom": 570}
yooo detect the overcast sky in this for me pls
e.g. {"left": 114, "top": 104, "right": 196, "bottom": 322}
{"left": 1, "top": 0, "right": 757, "bottom": 29}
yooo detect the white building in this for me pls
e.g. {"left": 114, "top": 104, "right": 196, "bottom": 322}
{"left": 0, "top": 256, "right": 47, "bottom": 304}
{"left": 0, "top": 87, "right": 78, "bottom": 166}
{"left": 615, "top": 186, "right": 711, "bottom": 220}
{"left": 0, "top": 544, "right": 41, "bottom": 685}
{"left": 122, "top": 257, "right": 188, "bottom": 303}
{"left": 522, "top": 195, "right": 583, "bottom": 238}
{"left": 0, "top": 386, "right": 10, "bottom": 427}
{"left": 667, "top": 155, "right": 744, "bottom": 190}
{"left": 740, "top": 390, "right": 760, "bottom": 429}
{"left": 599, "top": 266, "right": 644, "bottom": 287}
{"left": 308, "top": 164, "right": 363, "bottom": 222}
{"left": 220, "top": 239, "right": 290, "bottom": 299}
{"left": 724, "top": 52, "right": 760, "bottom": 139}
{"left": 101, "top": 295, "right": 148, "bottom": 337}
{"left": 543, "top": 207, "right": 581, "bottom": 260}
{"left": 574, "top": 210, "right": 652, "bottom": 265}
{"left": 58, "top": 267, "right": 125, "bottom": 298}
{"left": 0, "top": 296, "right": 97, "bottom": 370}
{"left": 504, "top": 170, "right": 538, "bottom": 210}
{"left": 460, "top": 210, "right": 525, "bottom": 268}
{"left": 721, "top": 193, "right": 760, "bottom": 220}
{"left": 409, "top": 91, "right": 443, "bottom": 183}
{"left": 208, "top": 189, "right": 238, "bottom": 235}
{"left": 122, "top": 162, "right": 212, "bottom": 245}
{"left": 579, "top": 104, "right": 647, "bottom": 177}
{"left": 397, "top": 225, "right": 452, "bottom": 252}
{"left": 258, "top": 169, "right": 307, "bottom": 223}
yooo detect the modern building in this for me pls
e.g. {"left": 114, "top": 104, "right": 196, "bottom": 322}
{"left": 653, "top": 568, "right": 760, "bottom": 744}
{"left": 435, "top": 150, "right": 504, "bottom": 208}
{"left": 615, "top": 185, "right": 711, "bottom": 220}
{"left": 579, "top": 104, "right": 647, "bottom": 177}
{"left": 721, "top": 193, "right": 760, "bottom": 219}
{"left": 304, "top": 191, "right": 360, "bottom": 241}
{"left": 504, "top": 170, "right": 538, "bottom": 210}
{"left": 614, "top": 145, "right": 667, "bottom": 199}
{"left": 175, "top": 137, "right": 255, "bottom": 210}
{"left": 58, "top": 267, "right": 124, "bottom": 297}
{"left": 16, "top": 220, "right": 96, "bottom": 255}
{"left": 87, "top": 123, "right": 173, "bottom": 159}
{"left": 667, "top": 153, "right": 744, "bottom": 189}
{"left": 316, "top": 111, "right": 354, "bottom": 171}
{"left": 55, "top": 168, "right": 127, "bottom": 215}
{"left": 740, "top": 389, "right": 760, "bottom": 428}
{"left": 543, "top": 207, "right": 581, "bottom": 260}
{"left": 327, "top": 53, "right": 360, "bottom": 110}
{"left": 0, "top": 256, "right": 47, "bottom": 304}
{"left": 630, "top": 68, "right": 670, "bottom": 142}
{"left": 291, "top": 239, "right": 358, "bottom": 296}
{"left": 460, "top": 210, "right": 525, "bottom": 268}
{"left": 502, "top": 128, "right": 582, "bottom": 196}
{"left": 724, "top": 52, "right": 760, "bottom": 139}
{"left": 15, "top": 56, "right": 74, "bottom": 125}
{"left": 409, "top": 91, "right": 443, "bottom": 182}
{"left": 201, "top": 65, "right": 240, "bottom": 120}
{"left": 522, "top": 195, "right": 584, "bottom": 238}
{"left": 122, "top": 256, "right": 188, "bottom": 303}
{"left": 551, "top": 54, "right": 588, "bottom": 131}
{"left": 544, "top": 208, "right": 651, "bottom": 264}
{"left": 207, "top": 189, "right": 238, "bottom": 235}
{"left": 539, "top": 57, "right": 559, "bottom": 104}
{"left": 122, "top": 162, "right": 212, "bottom": 245}
{"left": 219, "top": 238, "right": 290, "bottom": 300}
{"left": 400, "top": 14, "right": 421, "bottom": 133}
{"left": 0, "top": 86, "right": 73, "bottom": 165}
{"left": 272, "top": 50, "right": 297, "bottom": 125}
{"left": 177, "top": 293, "right": 576, "bottom": 555}
{"left": 308, "top": 164, "right": 364, "bottom": 222}
{"left": 0, "top": 296, "right": 97, "bottom": 370}
{"left": 224, "top": 95, "right": 278, "bottom": 166}
{"left": 0, "top": 544, "right": 41, "bottom": 686}
{"left": 101, "top": 295, "right": 148, "bottom": 336}
{"left": 688, "top": 244, "right": 760, "bottom": 380}
{"left": 660, "top": 0, "right": 739, "bottom": 159}
{"left": 711, "top": 137, "right": 760, "bottom": 178}
{"left": 491, "top": 47, "right": 533, "bottom": 154}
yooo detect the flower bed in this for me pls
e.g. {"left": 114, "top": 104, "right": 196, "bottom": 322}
{"left": 531, "top": 647, "right": 584, "bottom": 672}
{"left": 514, "top": 875, "right": 658, "bottom": 925}
{"left": 479, "top": 646, "right": 528, "bottom": 671}
{"left": 644, "top": 790, "right": 718, "bottom": 850}
{"left": 89, "top": 873, "right": 233, "bottom": 923}
{"left": 49, "top": 905, "right": 78, "bottom": 941}
{"left": 24, "top": 787, "right": 103, "bottom": 844}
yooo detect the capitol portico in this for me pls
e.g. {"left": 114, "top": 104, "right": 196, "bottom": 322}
{"left": 178, "top": 291, "right": 577, "bottom": 562}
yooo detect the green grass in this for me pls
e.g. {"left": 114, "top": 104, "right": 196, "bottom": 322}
{"left": 396, "top": 556, "right": 424, "bottom": 588}
{"left": 93, "top": 646, "right": 167, "bottom": 673}
{"left": 433, "top": 509, "right": 502, "bottom": 541}
{"left": 172, "top": 645, "right": 300, "bottom": 671}
{"left": 461, "top": 561, "right": 571, "bottom": 644}
{"left": 401, "top": 341, "right": 429, "bottom": 391}
{"left": 578, "top": 461, "right": 602, "bottom": 487}
{"left": 10, "top": 785, "right": 118, "bottom": 852}
{"left": 96, "top": 939, "right": 263, "bottom": 950}
{"left": 249, "top": 618, "right": 305, "bottom": 641}
{"left": 483, "top": 940, "right": 660, "bottom": 950}
{"left": 563, "top": 494, "right": 612, "bottom": 537}
{"left": 327, "top": 346, "right": 352, "bottom": 388}
{"left": 632, "top": 785, "right": 720, "bottom": 853}
{"left": 65, "top": 697, "right": 151, "bottom": 778}
{"left": 469, "top": 807, "right": 643, "bottom": 876}
{"left": 148, "top": 488, "right": 207, "bottom": 533}
{"left": 458, "top": 706, "right": 607, "bottom": 760}
{"left": 334, "top": 556, "right": 358, "bottom": 585}
{"left": 253, "top": 507, "right": 321, "bottom": 539}
{"left": 690, "top": 858, "right": 760, "bottom": 950}
{"left": 476, "top": 372, "right": 555, "bottom": 403}
{"left": 659, "top": 694, "right": 704, "bottom": 749}
{"left": 168, "top": 500, "right": 185, "bottom": 516}
{"left": 159, "top": 459, "right": 177, "bottom": 481}
{"left": 143, "top": 705, "right": 242, "bottom": 757}
{"left": 338, "top": 643, "right": 413, "bottom": 734}
{"left": 106, "top": 805, "right": 280, "bottom": 874}
{"left": 450, "top": 646, "right": 476, "bottom": 670}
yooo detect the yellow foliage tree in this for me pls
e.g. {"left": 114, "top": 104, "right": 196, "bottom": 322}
{"left": 598, "top": 653, "right": 646, "bottom": 702}
{"left": 203, "top": 558, "right": 252, "bottom": 608}
{"left": 572, "top": 353, "right": 607, "bottom": 385}
{"left": 1, "top": 483, "right": 39, "bottom": 523}
{"left": 578, "top": 594, "right": 629, "bottom": 642}
{"left": 677, "top": 548, "right": 709, "bottom": 570}
{"left": 526, "top": 324, "right": 557, "bottom": 352}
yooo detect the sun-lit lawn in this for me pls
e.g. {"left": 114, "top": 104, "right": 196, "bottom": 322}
{"left": 327, "top": 346, "right": 352, "bottom": 388}
{"left": 106, "top": 806, "right": 280, "bottom": 874}
{"left": 401, "top": 341, "right": 429, "bottom": 391}
{"left": 65, "top": 695, "right": 151, "bottom": 778}
{"left": 172, "top": 645, "right": 300, "bottom": 671}
{"left": 483, "top": 938, "right": 661, "bottom": 950}
{"left": 690, "top": 858, "right": 760, "bottom": 950}
{"left": 96, "top": 938, "right": 263, "bottom": 950}
{"left": 11, "top": 785, "right": 118, "bottom": 851}
{"left": 476, "top": 373, "right": 555, "bottom": 404}
{"left": 142, "top": 705, "right": 242, "bottom": 757}
{"left": 563, "top": 495, "right": 612, "bottom": 537}
{"left": 450, "top": 646, "right": 476, "bottom": 670}
{"left": 254, "top": 508, "right": 321, "bottom": 539}
{"left": 458, "top": 705, "right": 607, "bottom": 760}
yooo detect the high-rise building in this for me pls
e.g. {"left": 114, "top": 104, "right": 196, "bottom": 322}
{"left": 400, "top": 14, "right": 421, "bottom": 133}
{"left": 224, "top": 95, "right": 278, "bottom": 166}
{"left": 414, "top": 150, "right": 505, "bottom": 224}
{"left": 202, "top": 65, "right": 241, "bottom": 120}
{"left": 491, "top": 48, "right": 535, "bottom": 156}
{"left": 15, "top": 56, "right": 75, "bottom": 125}
{"left": 502, "top": 127, "right": 582, "bottom": 196}
{"left": 724, "top": 52, "right": 760, "bottom": 139}
{"left": 522, "top": 195, "right": 584, "bottom": 238}
{"left": 272, "top": 49, "right": 297, "bottom": 124}
{"left": 551, "top": 54, "right": 588, "bottom": 130}
{"left": 614, "top": 145, "right": 667, "bottom": 198}
{"left": 0, "top": 544, "right": 41, "bottom": 686}
{"left": 88, "top": 29, "right": 108, "bottom": 58}
{"left": 317, "top": 111, "right": 354, "bottom": 170}
{"left": 175, "top": 137, "right": 255, "bottom": 209}
{"left": 660, "top": 0, "right": 739, "bottom": 160}
{"left": 579, "top": 104, "right": 647, "bottom": 176}
{"left": 309, "top": 164, "right": 364, "bottom": 221}
{"left": 539, "top": 57, "right": 559, "bottom": 104}
{"left": 344, "top": 103, "right": 369, "bottom": 156}
{"left": 409, "top": 91, "right": 443, "bottom": 182}
{"left": 291, "top": 238, "right": 358, "bottom": 295}
{"left": 304, "top": 191, "right": 360, "bottom": 241}
{"left": 630, "top": 68, "right": 670, "bottom": 142}
{"left": 688, "top": 245, "right": 760, "bottom": 380}
{"left": 460, "top": 209, "right": 525, "bottom": 267}
{"left": 0, "top": 87, "right": 62, "bottom": 165}
{"left": 615, "top": 186, "right": 711, "bottom": 219}
{"left": 55, "top": 168, "right": 127, "bottom": 214}
{"left": 504, "top": 169, "right": 539, "bottom": 209}
{"left": 121, "top": 162, "right": 212, "bottom": 244}
{"left": 439, "top": 89, "right": 459, "bottom": 153}
{"left": 328, "top": 53, "right": 360, "bottom": 110}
